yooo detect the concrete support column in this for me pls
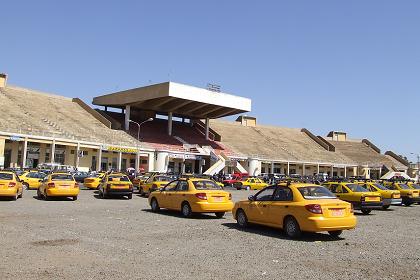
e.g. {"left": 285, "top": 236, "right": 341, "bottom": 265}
{"left": 96, "top": 148, "right": 102, "bottom": 171}
{"left": 168, "top": 112, "right": 173, "bottom": 136}
{"left": 135, "top": 152, "right": 140, "bottom": 174}
{"left": 39, "top": 143, "right": 46, "bottom": 164}
{"left": 181, "top": 160, "right": 186, "bottom": 174}
{"left": 199, "top": 159, "right": 204, "bottom": 174}
{"left": 155, "top": 152, "right": 168, "bottom": 173}
{"left": 271, "top": 162, "right": 275, "bottom": 174}
{"left": 125, "top": 105, "right": 131, "bottom": 131}
{"left": 147, "top": 152, "right": 155, "bottom": 172}
{"left": 344, "top": 167, "right": 347, "bottom": 178}
{"left": 317, "top": 164, "right": 320, "bottom": 174}
{"left": 287, "top": 162, "right": 290, "bottom": 175}
{"left": 0, "top": 138, "right": 5, "bottom": 168}
{"left": 75, "top": 142, "right": 80, "bottom": 169}
{"left": 331, "top": 165, "right": 334, "bottom": 177}
{"left": 22, "top": 138, "right": 28, "bottom": 168}
{"left": 117, "top": 152, "right": 122, "bottom": 172}
{"left": 302, "top": 164, "right": 306, "bottom": 176}
{"left": 248, "top": 158, "right": 261, "bottom": 176}
{"left": 205, "top": 118, "right": 210, "bottom": 140}
{"left": 51, "top": 140, "right": 56, "bottom": 164}
{"left": 10, "top": 141, "right": 19, "bottom": 167}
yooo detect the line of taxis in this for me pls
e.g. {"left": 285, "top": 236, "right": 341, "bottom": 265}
{"left": 1, "top": 168, "right": 419, "bottom": 239}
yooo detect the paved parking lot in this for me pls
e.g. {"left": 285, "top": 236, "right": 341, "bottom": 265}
{"left": 0, "top": 186, "right": 419, "bottom": 280}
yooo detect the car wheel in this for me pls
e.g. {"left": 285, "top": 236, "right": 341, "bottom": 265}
{"left": 215, "top": 212, "right": 225, "bottom": 218}
{"left": 361, "top": 209, "right": 372, "bottom": 215}
{"left": 37, "top": 189, "right": 42, "bottom": 199}
{"left": 72, "top": 196, "right": 78, "bottom": 201}
{"left": 127, "top": 193, "right": 133, "bottom": 200}
{"left": 181, "top": 202, "right": 192, "bottom": 218}
{"left": 150, "top": 198, "right": 160, "bottom": 212}
{"left": 245, "top": 186, "right": 251, "bottom": 191}
{"left": 284, "top": 216, "right": 301, "bottom": 239}
{"left": 139, "top": 187, "right": 145, "bottom": 197}
{"left": 236, "top": 209, "right": 248, "bottom": 228}
{"left": 382, "top": 205, "right": 390, "bottom": 210}
{"left": 328, "top": 230, "right": 343, "bottom": 238}
{"left": 404, "top": 202, "right": 413, "bottom": 207}
{"left": 23, "top": 183, "right": 29, "bottom": 190}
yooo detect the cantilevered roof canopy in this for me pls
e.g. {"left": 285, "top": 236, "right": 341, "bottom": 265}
{"left": 93, "top": 82, "right": 251, "bottom": 119}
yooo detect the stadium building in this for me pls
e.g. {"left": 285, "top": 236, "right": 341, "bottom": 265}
{"left": 0, "top": 73, "right": 410, "bottom": 178}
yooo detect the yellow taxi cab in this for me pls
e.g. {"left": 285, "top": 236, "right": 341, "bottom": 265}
{"left": 407, "top": 182, "right": 420, "bottom": 204}
{"left": 132, "top": 173, "right": 152, "bottom": 190}
{"left": 323, "top": 181, "right": 382, "bottom": 215}
{"left": 37, "top": 173, "right": 79, "bottom": 201}
{"left": 383, "top": 181, "right": 420, "bottom": 206}
{"left": 149, "top": 178, "right": 233, "bottom": 218}
{"left": 234, "top": 177, "right": 268, "bottom": 191}
{"left": 19, "top": 171, "right": 46, "bottom": 190}
{"left": 179, "top": 174, "right": 225, "bottom": 188}
{"left": 0, "top": 171, "right": 24, "bottom": 200}
{"left": 139, "top": 174, "right": 173, "bottom": 197}
{"left": 358, "top": 181, "right": 402, "bottom": 209}
{"left": 232, "top": 183, "right": 356, "bottom": 238}
{"left": 98, "top": 173, "right": 133, "bottom": 199}
{"left": 83, "top": 172, "right": 106, "bottom": 190}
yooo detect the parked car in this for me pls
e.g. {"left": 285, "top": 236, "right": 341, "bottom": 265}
{"left": 98, "top": 173, "right": 133, "bottom": 199}
{"left": 0, "top": 171, "right": 24, "bottom": 200}
{"left": 37, "top": 173, "right": 79, "bottom": 201}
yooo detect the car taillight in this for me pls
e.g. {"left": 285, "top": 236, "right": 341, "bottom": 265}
{"left": 350, "top": 204, "right": 354, "bottom": 213}
{"left": 305, "top": 204, "right": 323, "bottom": 214}
{"left": 8, "top": 182, "right": 16, "bottom": 188}
{"left": 195, "top": 193, "right": 207, "bottom": 200}
{"left": 360, "top": 196, "right": 365, "bottom": 202}
{"left": 48, "top": 182, "right": 55, "bottom": 188}
{"left": 75, "top": 183, "right": 79, "bottom": 188}
{"left": 229, "top": 193, "right": 232, "bottom": 200}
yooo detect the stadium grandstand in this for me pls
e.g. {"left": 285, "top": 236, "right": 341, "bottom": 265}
{"left": 0, "top": 73, "right": 413, "bottom": 179}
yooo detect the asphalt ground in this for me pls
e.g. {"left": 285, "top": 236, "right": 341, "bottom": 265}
{"left": 0, "top": 186, "right": 419, "bottom": 280}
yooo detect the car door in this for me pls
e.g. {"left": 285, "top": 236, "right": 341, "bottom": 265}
{"left": 246, "top": 186, "right": 276, "bottom": 224}
{"left": 159, "top": 180, "right": 178, "bottom": 209}
{"left": 267, "top": 186, "right": 295, "bottom": 227}
{"left": 170, "top": 180, "right": 190, "bottom": 210}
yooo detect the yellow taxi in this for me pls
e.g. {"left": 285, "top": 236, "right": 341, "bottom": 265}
{"left": 234, "top": 177, "right": 268, "bottom": 190}
{"left": 132, "top": 173, "right": 152, "bottom": 190}
{"left": 232, "top": 183, "right": 356, "bottom": 238}
{"left": 407, "top": 182, "right": 420, "bottom": 204}
{"left": 383, "top": 181, "right": 420, "bottom": 206}
{"left": 37, "top": 173, "right": 79, "bottom": 201}
{"left": 358, "top": 181, "right": 402, "bottom": 209}
{"left": 83, "top": 172, "right": 106, "bottom": 190}
{"left": 0, "top": 171, "right": 24, "bottom": 200}
{"left": 149, "top": 178, "right": 233, "bottom": 218}
{"left": 19, "top": 171, "right": 46, "bottom": 189}
{"left": 98, "top": 173, "right": 134, "bottom": 199}
{"left": 323, "top": 182, "right": 382, "bottom": 215}
{"left": 139, "top": 174, "right": 173, "bottom": 197}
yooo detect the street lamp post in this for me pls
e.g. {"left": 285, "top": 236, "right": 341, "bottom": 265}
{"left": 129, "top": 118, "right": 153, "bottom": 176}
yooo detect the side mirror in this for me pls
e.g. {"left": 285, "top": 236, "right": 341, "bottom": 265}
{"left": 248, "top": 195, "right": 255, "bottom": 201}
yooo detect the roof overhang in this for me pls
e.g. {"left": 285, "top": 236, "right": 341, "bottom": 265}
{"left": 92, "top": 82, "right": 251, "bottom": 119}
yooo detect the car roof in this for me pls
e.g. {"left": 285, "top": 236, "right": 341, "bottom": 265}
{"left": 0, "top": 171, "right": 15, "bottom": 175}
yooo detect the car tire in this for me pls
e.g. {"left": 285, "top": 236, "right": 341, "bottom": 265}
{"left": 181, "top": 202, "right": 192, "bottom": 218}
{"left": 127, "top": 193, "right": 133, "bottom": 200}
{"left": 72, "top": 196, "right": 78, "bottom": 201}
{"left": 215, "top": 212, "right": 225, "bottom": 218}
{"left": 139, "top": 187, "right": 145, "bottom": 197}
{"left": 37, "top": 189, "right": 43, "bottom": 199}
{"left": 245, "top": 186, "right": 251, "bottom": 191}
{"left": 284, "top": 216, "right": 301, "bottom": 239}
{"left": 382, "top": 205, "right": 390, "bottom": 210}
{"left": 150, "top": 198, "right": 160, "bottom": 212}
{"left": 361, "top": 209, "right": 372, "bottom": 215}
{"left": 404, "top": 202, "right": 412, "bottom": 207}
{"left": 236, "top": 209, "right": 248, "bottom": 228}
{"left": 328, "top": 230, "right": 343, "bottom": 238}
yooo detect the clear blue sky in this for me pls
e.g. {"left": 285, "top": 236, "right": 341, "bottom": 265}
{"left": 2, "top": 1, "right": 419, "bottom": 161}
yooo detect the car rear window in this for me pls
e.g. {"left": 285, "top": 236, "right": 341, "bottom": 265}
{"left": 109, "top": 176, "right": 130, "bottom": 182}
{"left": 155, "top": 176, "right": 172, "bottom": 182}
{"left": 0, "top": 173, "right": 14, "bottom": 180}
{"left": 193, "top": 180, "right": 222, "bottom": 190}
{"left": 298, "top": 186, "right": 336, "bottom": 199}
{"left": 373, "top": 183, "right": 389, "bottom": 190}
{"left": 398, "top": 184, "right": 410, "bottom": 190}
{"left": 345, "top": 184, "right": 369, "bottom": 192}
{"left": 51, "top": 174, "right": 73, "bottom": 181}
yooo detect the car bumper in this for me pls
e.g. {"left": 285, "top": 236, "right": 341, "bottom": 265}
{"left": 192, "top": 201, "right": 234, "bottom": 213}
{"left": 0, "top": 188, "right": 18, "bottom": 197}
{"left": 84, "top": 182, "right": 99, "bottom": 189}
{"left": 403, "top": 197, "right": 420, "bottom": 203}
{"left": 302, "top": 216, "right": 357, "bottom": 232}
{"left": 383, "top": 198, "right": 402, "bottom": 206}
{"left": 27, "top": 184, "right": 41, "bottom": 190}
{"left": 46, "top": 188, "right": 79, "bottom": 197}
{"left": 353, "top": 201, "right": 383, "bottom": 210}
{"left": 106, "top": 188, "right": 133, "bottom": 196}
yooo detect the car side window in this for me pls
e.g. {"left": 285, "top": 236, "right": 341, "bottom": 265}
{"left": 340, "top": 185, "right": 348, "bottom": 193}
{"left": 176, "top": 181, "right": 189, "bottom": 191}
{"left": 273, "top": 187, "right": 293, "bottom": 201}
{"left": 254, "top": 187, "right": 276, "bottom": 201}
{"left": 165, "top": 181, "right": 178, "bottom": 191}
{"left": 328, "top": 184, "right": 339, "bottom": 192}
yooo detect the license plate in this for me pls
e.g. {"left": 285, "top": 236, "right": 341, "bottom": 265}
{"left": 413, "top": 193, "right": 419, "bottom": 197}
{"left": 60, "top": 185, "right": 70, "bottom": 189}
{"left": 393, "top": 194, "right": 400, "bottom": 199}
{"left": 331, "top": 209, "right": 344, "bottom": 217}
{"left": 213, "top": 197, "right": 223, "bottom": 202}
{"left": 365, "top": 197, "right": 379, "bottom": 202}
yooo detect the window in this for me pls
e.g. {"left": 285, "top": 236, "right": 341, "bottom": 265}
{"left": 0, "top": 173, "right": 13, "bottom": 180}
{"left": 51, "top": 174, "right": 73, "bottom": 181}
{"left": 298, "top": 186, "right": 335, "bottom": 200}
{"left": 193, "top": 180, "right": 222, "bottom": 190}
{"left": 164, "top": 181, "right": 178, "bottom": 191}
{"left": 108, "top": 175, "right": 130, "bottom": 182}
{"left": 176, "top": 181, "right": 189, "bottom": 191}
{"left": 273, "top": 187, "right": 294, "bottom": 201}
{"left": 254, "top": 187, "right": 276, "bottom": 201}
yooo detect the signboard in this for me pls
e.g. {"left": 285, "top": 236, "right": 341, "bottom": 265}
{"left": 9, "top": 136, "right": 23, "bottom": 141}
{"left": 103, "top": 146, "right": 138, "bottom": 154}
{"left": 168, "top": 153, "right": 203, "bottom": 160}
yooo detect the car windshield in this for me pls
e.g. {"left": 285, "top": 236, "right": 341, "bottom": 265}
{"left": 398, "top": 184, "right": 410, "bottom": 190}
{"left": 345, "top": 184, "right": 369, "bottom": 192}
{"left": 51, "top": 174, "right": 73, "bottom": 181}
{"left": 109, "top": 175, "right": 130, "bottom": 182}
{"left": 298, "top": 186, "right": 336, "bottom": 199}
{"left": 0, "top": 173, "right": 13, "bottom": 180}
{"left": 154, "top": 176, "right": 171, "bottom": 182}
{"left": 373, "top": 183, "right": 389, "bottom": 190}
{"left": 411, "top": 184, "right": 420, "bottom": 189}
{"left": 193, "top": 180, "right": 222, "bottom": 190}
